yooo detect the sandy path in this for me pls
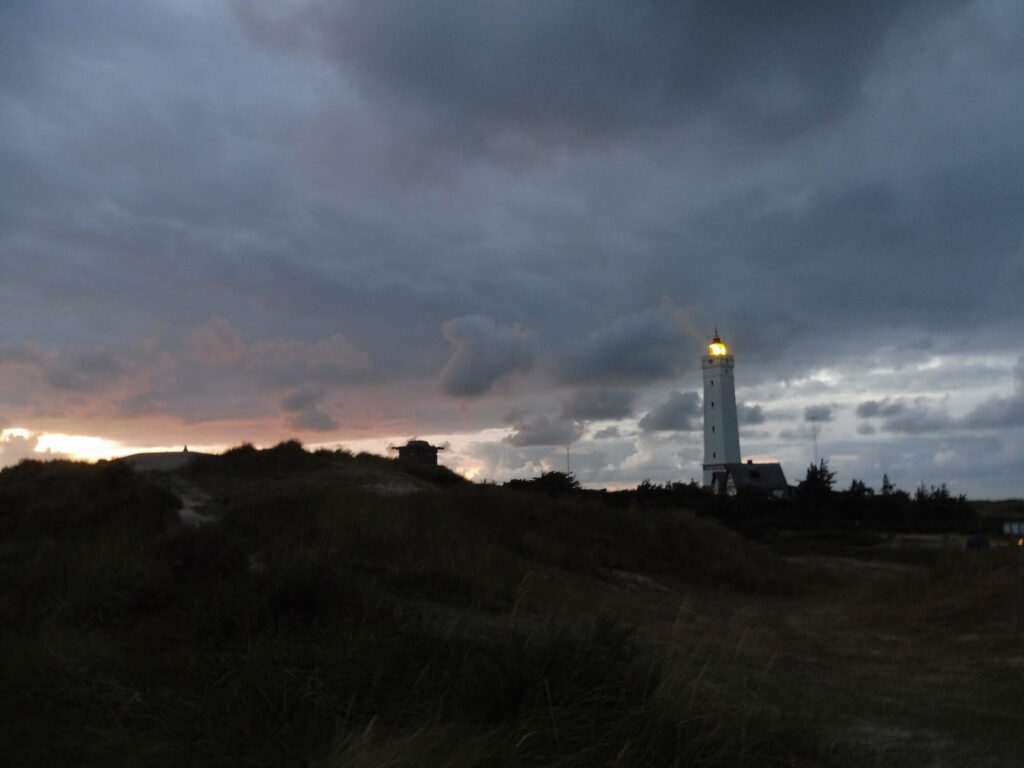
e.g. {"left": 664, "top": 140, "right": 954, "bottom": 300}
{"left": 173, "top": 482, "right": 216, "bottom": 526}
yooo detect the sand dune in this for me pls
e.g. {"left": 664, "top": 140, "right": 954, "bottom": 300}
{"left": 119, "top": 451, "right": 204, "bottom": 472}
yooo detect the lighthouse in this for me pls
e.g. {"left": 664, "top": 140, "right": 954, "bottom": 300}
{"left": 702, "top": 331, "right": 741, "bottom": 486}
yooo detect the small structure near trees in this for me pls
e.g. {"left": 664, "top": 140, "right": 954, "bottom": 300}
{"left": 710, "top": 460, "right": 790, "bottom": 498}
{"left": 391, "top": 439, "right": 444, "bottom": 467}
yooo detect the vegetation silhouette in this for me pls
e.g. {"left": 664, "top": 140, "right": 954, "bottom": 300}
{"left": 0, "top": 443, "right": 1019, "bottom": 766}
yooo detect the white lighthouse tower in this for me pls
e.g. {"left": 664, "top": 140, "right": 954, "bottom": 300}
{"left": 702, "top": 331, "right": 741, "bottom": 486}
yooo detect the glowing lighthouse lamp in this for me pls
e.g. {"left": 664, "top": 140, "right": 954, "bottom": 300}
{"left": 702, "top": 331, "right": 741, "bottom": 486}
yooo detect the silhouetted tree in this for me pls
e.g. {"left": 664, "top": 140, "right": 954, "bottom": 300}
{"left": 881, "top": 474, "right": 894, "bottom": 496}
{"left": 911, "top": 483, "right": 974, "bottom": 530}
{"left": 847, "top": 478, "right": 872, "bottom": 497}
{"left": 669, "top": 480, "right": 712, "bottom": 511}
{"left": 791, "top": 459, "right": 838, "bottom": 522}
{"left": 636, "top": 478, "right": 658, "bottom": 507}
{"left": 798, "top": 459, "right": 836, "bottom": 497}
{"left": 834, "top": 478, "right": 873, "bottom": 525}
{"left": 636, "top": 479, "right": 704, "bottom": 510}
{"left": 505, "top": 471, "right": 580, "bottom": 496}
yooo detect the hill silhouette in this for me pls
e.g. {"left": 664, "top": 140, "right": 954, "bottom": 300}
{"left": 1, "top": 443, "right": 1021, "bottom": 766}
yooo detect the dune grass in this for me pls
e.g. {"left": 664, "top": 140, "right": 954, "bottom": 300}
{"left": 1, "top": 447, "right": 1020, "bottom": 766}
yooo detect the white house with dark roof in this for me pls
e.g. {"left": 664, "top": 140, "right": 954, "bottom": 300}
{"left": 710, "top": 461, "right": 790, "bottom": 498}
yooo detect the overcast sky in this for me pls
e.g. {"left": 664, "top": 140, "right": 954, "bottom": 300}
{"left": 3, "top": 0, "right": 1023, "bottom": 497}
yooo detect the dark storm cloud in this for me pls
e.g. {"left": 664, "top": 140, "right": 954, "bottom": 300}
{"left": 0, "top": 2, "right": 328, "bottom": 347}
{"left": 737, "top": 403, "right": 765, "bottom": 425}
{"left": 7, "top": 0, "right": 1021, "bottom": 389}
{"left": 247, "top": 334, "right": 374, "bottom": 388}
{"left": 281, "top": 385, "right": 338, "bottom": 432}
{"left": 803, "top": 405, "right": 834, "bottom": 423}
{"left": 0, "top": 318, "right": 371, "bottom": 431}
{"left": 237, "top": 0, "right": 948, "bottom": 164}
{"left": 555, "top": 304, "right": 695, "bottom": 386}
{"left": 773, "top": 168, "right": 1023, "bottom": 333}
{"left": 503, "top": 409, "right": 583, "bottom": 447}
{"left": 881, "top": 403, "right": 955, "bottom": 435}
{"left": 856, "top": 399, "right": 906, "bottom": 419}
{"left": 439, "top": 316, "right": 536, "bottom": 397}
{"left": 560, "top": 389, "right": 635, "bottom": 421}
{"left": 592, "top": 425, "right": 621, "bottom": 440}
{"left": 4, "top": 1, "right": 1024, "bottom": 496}
{"left": 856, "top": 380, "right": 1024, "bottom": 434}
{"left": 0, "top": 343, "right": 133, "bottom": 405}
{"left": 638, "top": 391, "right": 701, "bottom": 432}
{"left": 0, "top": 344, "right": 41, "bottom": 366}
{"left": 43, "top": 347, "right": 127, "bottom": 392}
{"left": 856, "top": 397, "right": 956, "bottom": 434}
{"left": 778, "top": 426, "right": 815, "bottom": 442}
{"left": 132, "top": 318, "right": 370, "bottom": 424}
{"left": 280, "top": 385, "right": 324, "bottom": 413}
{"left": 963, "top": 396, "right": 1024, "bottom": 429}
{"left": 962, "top": 356, "right": 1024, "bottom": 429}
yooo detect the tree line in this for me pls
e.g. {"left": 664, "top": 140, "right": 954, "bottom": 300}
{"left": 506, "top": 461, "right": 977, "bottom": 535}
{"left": 643, "top": 460, "right": 976, "bottom": 534}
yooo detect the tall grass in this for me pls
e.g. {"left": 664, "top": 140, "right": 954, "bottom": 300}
{"left": 0, "top": 450, "right": 887, "bottom": 766}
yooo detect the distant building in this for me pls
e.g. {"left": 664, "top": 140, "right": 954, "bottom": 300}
{"left": 710, "top": 461, "right": 790, "bottom": 499}
{"left": 393, "top": 439, "right": 444, "bottom": 467}
{"left": 701, "top": 331, "right": 788, "bottom": 495}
